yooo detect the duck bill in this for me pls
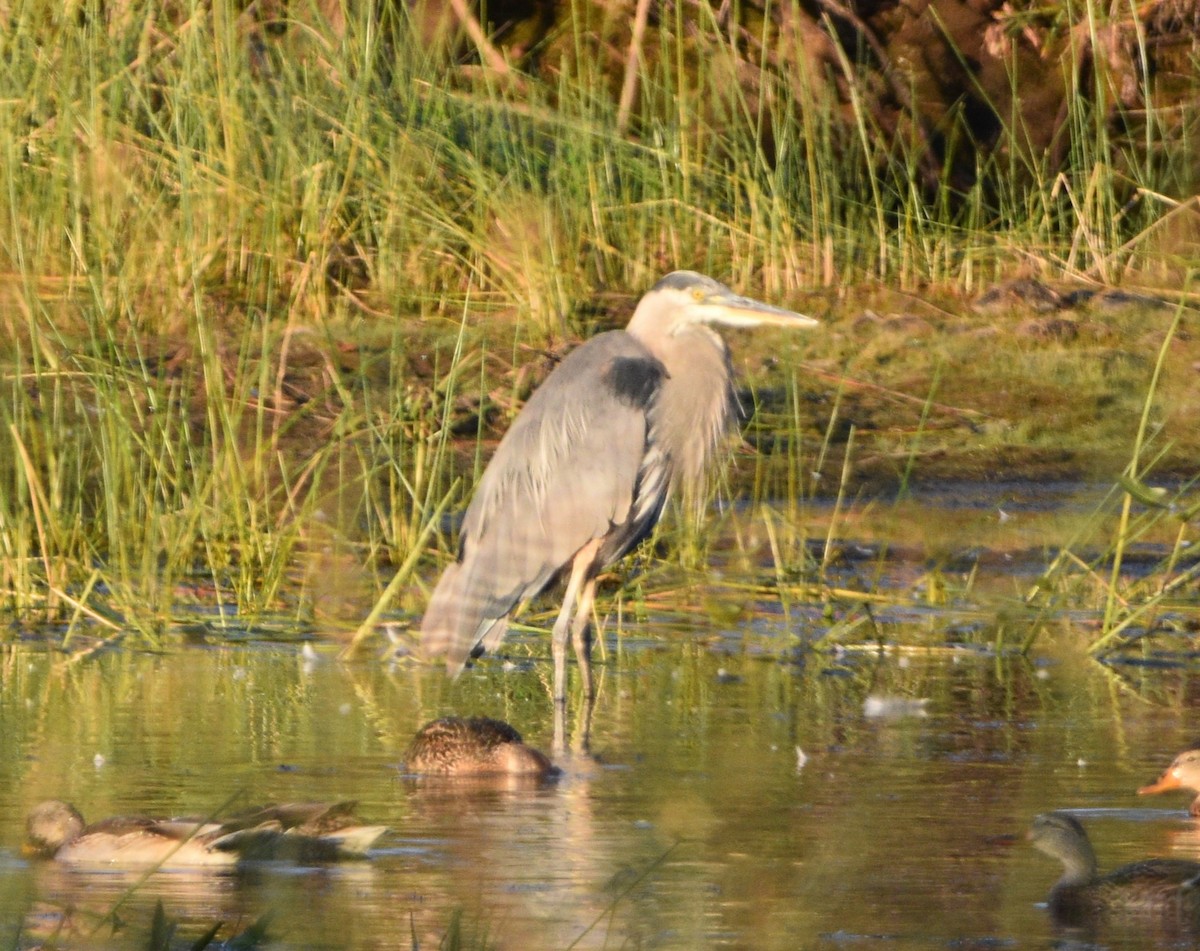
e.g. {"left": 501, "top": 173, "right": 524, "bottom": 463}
{"left": 1138, "top": 771, "right": 1184, "bottom": 795}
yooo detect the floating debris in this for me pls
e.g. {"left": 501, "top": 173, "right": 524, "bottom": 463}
{"left": 863, "top": 695, "right": 930, "bottom": 719}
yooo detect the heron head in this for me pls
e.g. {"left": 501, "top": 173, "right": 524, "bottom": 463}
{"left": 626, "top": 270, "right": 818, "bottom": 340}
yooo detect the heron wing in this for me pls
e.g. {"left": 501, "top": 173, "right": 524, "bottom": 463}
{"left": 421, "top": 331, "right": 667, "bottom": 670}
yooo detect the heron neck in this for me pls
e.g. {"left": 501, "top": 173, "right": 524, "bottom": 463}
{"left": 634, "top": 324, "right": 735, "bottom": 494}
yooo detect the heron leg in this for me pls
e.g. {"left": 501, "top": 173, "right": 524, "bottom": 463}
{"left": 551, "top": 558, "right": 587, "bottom": 704}
{"left": 571, "top": 575, "right": 598, "bottom": 700}
{"left": 552, "top": 540, "right": 603, "bottom": 704}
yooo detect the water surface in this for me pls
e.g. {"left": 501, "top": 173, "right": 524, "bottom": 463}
{"left": 2, "top": 484, "right": 1198, "bottom": 949}
{"left": 2, "top": 638, "right": 1199, "bottom": 950}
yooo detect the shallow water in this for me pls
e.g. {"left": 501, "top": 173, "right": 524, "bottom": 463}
{"left": 2, "top": 639, "right": 1200, "bottom": 950}
{"left": 2, "top": 483, "right": 1199, "bottom": 949}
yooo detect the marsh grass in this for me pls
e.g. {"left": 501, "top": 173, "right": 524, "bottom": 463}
{"left": 1018, "top": 472, "right": 1200, "bottom": 654}
{"left": 0, "top": 2, "right": 1197, "bottom": 646}
{"left": 1026, "top": 294, "right": 1200, "bottom": 655}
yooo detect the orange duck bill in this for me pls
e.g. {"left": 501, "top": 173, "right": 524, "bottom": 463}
{"left": 1139, "top": 751, "right": 1200, "bottom": 815}
{"left": 1139, "top": 769, "right": 1185, "bottom": 796}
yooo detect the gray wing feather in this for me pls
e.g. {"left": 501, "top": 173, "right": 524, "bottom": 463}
{"left": 420, "top": 331, "right": 663, "bottom": 671}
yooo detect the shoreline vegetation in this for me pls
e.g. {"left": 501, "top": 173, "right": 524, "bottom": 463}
{"left": 0, "top": 1, "right": 1197, "bottom": 648}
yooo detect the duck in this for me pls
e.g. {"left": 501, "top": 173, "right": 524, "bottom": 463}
{"left": 1028, "top": 811, "right": 1200, "bottom": 923}
{"left": 404, "top": 716, "right": 556, "bottom": 777}
{"left": 24, "top": 799, "right": 387, "bottom": 868}
{"left": 1139, "top": 749, "right": 1200, "bottom": 815}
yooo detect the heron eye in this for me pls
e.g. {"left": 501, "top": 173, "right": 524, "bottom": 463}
{"left": 691, "top": 289, "right": 705, "bottom": 302}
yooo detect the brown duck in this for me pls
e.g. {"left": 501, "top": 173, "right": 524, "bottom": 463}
{"left": 1139, "top": 749, "right": 1200, "bottom": 816}
{"left": 1028, "top": 811, "right": 1200, "bottom": 923}
{"left": 25, "top": 800, "right": 386, "bottom": 868}
{"left": 404, "top": 716, "right": 556, "bottom": 776}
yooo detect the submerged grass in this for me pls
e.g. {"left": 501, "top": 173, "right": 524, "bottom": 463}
{"left": 0, "top": 2, "right": 1197, "bottom": 647}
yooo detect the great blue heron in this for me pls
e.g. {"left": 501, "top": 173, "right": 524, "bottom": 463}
{"left": 420, "top": 271, "right": 818, "bottom": 702}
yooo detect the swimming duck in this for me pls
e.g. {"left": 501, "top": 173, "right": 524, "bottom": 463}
{"left": 1139, "top": 749, "right": 1200, "bottom": 816}
{"left": 216, "top": 801, "right": 387, "bottom": 856}
{"left": 404, "top": 716, "right": 556, "bottom": 776}
{"left": 1028, "top": 811, "right": 1200, "bottom": 923}
{"left": 24, "top": 799, "right": 386, "bottom": 868}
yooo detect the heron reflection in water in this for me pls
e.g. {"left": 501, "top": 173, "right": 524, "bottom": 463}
{"left": 420, "top": 271, "right": 818, "bottom": 703}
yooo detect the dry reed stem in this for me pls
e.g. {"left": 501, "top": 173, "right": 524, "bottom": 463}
{"left": 449, "top": 0, "right": 510, "bottom": 75}
{"left": 617, "top": 0, "right": 654, "bottom": 134}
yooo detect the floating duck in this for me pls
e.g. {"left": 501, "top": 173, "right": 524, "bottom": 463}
{"left": 1139, "top": 749, "right": 1200, "bottom": 816}
{"left": 1028, "top": 811, "right": 1200, "bottom": 923}
{"left": 25, "top": 799, "right": 386, "bottom": 868}
{"left": 404, "top": 716, "right": 556, "bottom": 777}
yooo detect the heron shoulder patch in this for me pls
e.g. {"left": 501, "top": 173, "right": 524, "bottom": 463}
{"left": 603, "top": 356, "right": 665, "bottom": 408}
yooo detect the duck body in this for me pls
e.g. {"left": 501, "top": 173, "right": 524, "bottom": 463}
{"left": 404, "top": 716, "right": 556, "bottom": 777}
{"left": 1139, "top": 749, "right": 1200, "bottom": 815}
{"left": 1029, "top": 811, "right": 1200, "bottom": 925}
{"left": 25, "top": 800, "right": 386, "bottom": 868}
{"left": 1049, "top": 857, "right": 1200, "bottom": 920}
